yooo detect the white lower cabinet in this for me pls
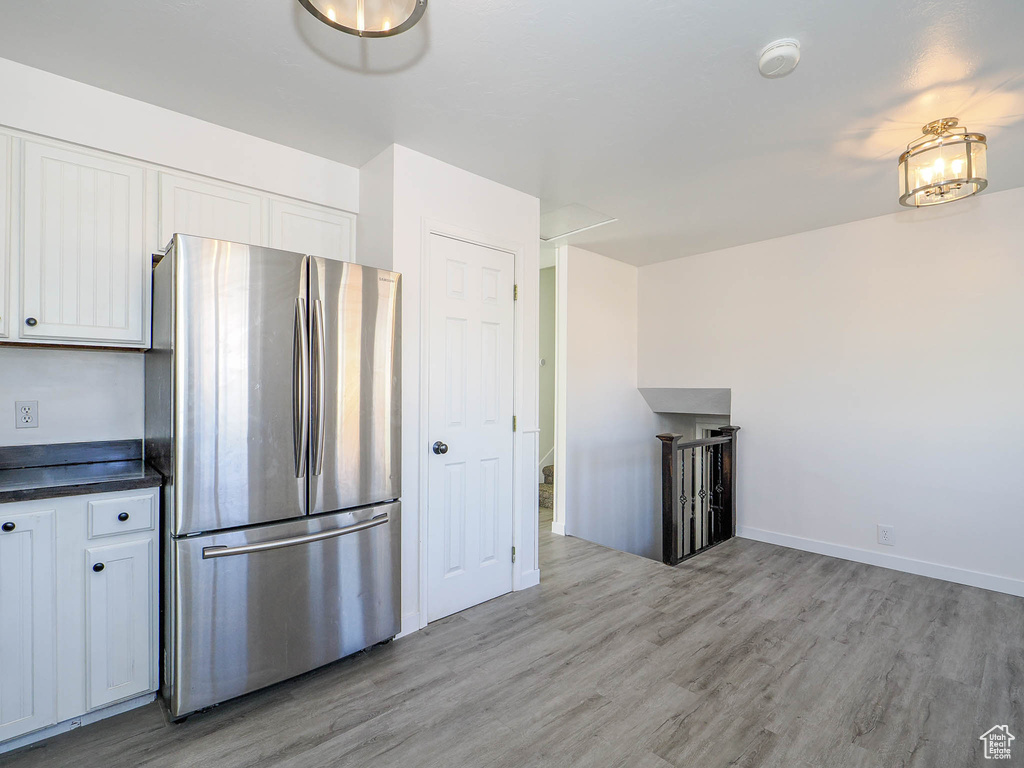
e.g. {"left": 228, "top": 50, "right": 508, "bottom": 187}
{"left": 0, "top": 488, "right": 158, "bottom": 750}
{"left": 85, "top": 539, "right": 154, "bottom": 710}
{"left": 0, "top": 509, "right": 56, "bottom": 744}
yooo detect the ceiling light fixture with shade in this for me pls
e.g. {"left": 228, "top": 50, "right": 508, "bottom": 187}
{"left": 898, "top": 118, "right": 987, "bottom": 207}
{"left": 298, "top": 0, "right": 426, "bottom": 37}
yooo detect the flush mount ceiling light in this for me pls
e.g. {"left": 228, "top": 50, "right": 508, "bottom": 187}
{"left": 298, "top": 0, "right": 426, "bottom": 37}
{"left": 898, "top": 118, "right": 987, "bottom": 207}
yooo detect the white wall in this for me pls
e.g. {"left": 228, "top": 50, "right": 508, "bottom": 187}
{"left": 638, "top": 186, "right": 1024, "bottom": 595}
{"left": 538, "top": 266, "right": 556, "bottom": 474}
{"left": 0, "top": 348, "right": 142, "bottom": 446}
{"left": 388, "top": 145, "right": 541, "bottom": 634}
{"left": 357, "top": 146, "right": 395, "bottom": 271}
{"left": 0, "top": 58, "right": 360, "bottom": 448}
{"left": 563, "top": 246, "right": 660, "bottom": 560}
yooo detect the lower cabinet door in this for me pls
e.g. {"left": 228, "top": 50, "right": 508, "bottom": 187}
{"left": 0, "top": 509, "right": 56, "bottom": 742}
{"left": 85, "top": 539, "right": 154, "bottom": 710}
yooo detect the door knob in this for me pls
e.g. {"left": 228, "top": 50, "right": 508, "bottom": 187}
{"left": 432, "top": 441, "right": 449, "bottom": 455}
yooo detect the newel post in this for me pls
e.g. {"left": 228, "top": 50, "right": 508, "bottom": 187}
{"left": 657, "top": 434, "right": 678, "bottom": 565}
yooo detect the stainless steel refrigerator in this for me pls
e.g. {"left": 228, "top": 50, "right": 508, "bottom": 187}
{"left": 145, "top": 234, "right": 401, "bottom": 719}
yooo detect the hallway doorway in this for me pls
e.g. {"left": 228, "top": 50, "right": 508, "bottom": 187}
{"left": 538, "top": 248, "right": 557, "bottom": 532}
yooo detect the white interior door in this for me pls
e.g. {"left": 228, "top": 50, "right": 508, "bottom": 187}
{"left": 427, "top": 234, "right": 515, "bottom": 622}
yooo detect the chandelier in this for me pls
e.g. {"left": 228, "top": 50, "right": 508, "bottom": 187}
{"left": 898, "top": 118, "right": 987, "bottom": 207}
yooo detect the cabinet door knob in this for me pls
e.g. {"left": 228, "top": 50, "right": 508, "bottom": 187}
{"left": 93, "top": 563, "right": 105, "bottom": 573}
{"left": 25, "top": 317, "right": 38, "bottom": 327}
{"left": 1, "top": 522, "right": 14, "bottom": 532}
{"left": 118, "top": 512, "right": 130, "bottom": 522}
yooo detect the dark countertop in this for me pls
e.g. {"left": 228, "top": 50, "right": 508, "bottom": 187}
{"left": 0, "top": 440, "right": 163, "bottom": 504}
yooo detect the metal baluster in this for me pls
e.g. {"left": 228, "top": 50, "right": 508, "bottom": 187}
{"left": 692, "top": 448, "right": 700, "bottom": 557}
{"left": 714, "top": 448, "right": 724, "bottom": 544}
{"left": 698, "top": 445, "right": 708, "bottom": 551}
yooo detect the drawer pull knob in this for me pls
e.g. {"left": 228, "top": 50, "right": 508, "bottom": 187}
{"left": 93, "top": 563, "right": 105, "bottom": 573}
{"left": 25, "top": 317, "right": 38, "bottom": 327}
{"left": 1, "top": 522, "right": 14, "bottom": 532}
{"left": 118, "top": 512, "right": 130, "bottom": 522}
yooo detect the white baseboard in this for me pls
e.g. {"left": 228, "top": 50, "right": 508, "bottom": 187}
{"left": 737, "top": 526, "right": 1024, "bottom": 598}
{"left": 0, "top": 693, "right": 155, "bottom": 754}
{"left": 550, "top": 520, "right": 565, "bottom": 536}
{"left": 397, "top": 612, "right": 422, "bottom": 639}
{"left": 516, "top": 568, "right": 541, "bottom": 590}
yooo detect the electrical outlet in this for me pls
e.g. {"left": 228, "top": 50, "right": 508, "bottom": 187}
{"left": 877, "top": 524, "right": 895, "bottom": 546}
{"left": 15, "top": 400, "right": 38, "bottom": 429}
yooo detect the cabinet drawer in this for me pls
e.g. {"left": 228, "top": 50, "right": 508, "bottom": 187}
{"left": 88, "top": 495, "right": 155, "bottom": 538}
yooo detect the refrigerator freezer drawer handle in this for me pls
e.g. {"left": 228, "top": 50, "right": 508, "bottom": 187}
{"left": 201, "top": 512, "right": 389, "bottom": 559}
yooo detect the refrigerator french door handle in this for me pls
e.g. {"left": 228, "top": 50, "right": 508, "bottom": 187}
{"left": 201, "top": 512, "right": 389, "bottom": 559}
{"left": 312, "top": 298, "right": 327, "bottom": 476}
{"left": 293, "top": 298, "right": 310, "bottom": 478}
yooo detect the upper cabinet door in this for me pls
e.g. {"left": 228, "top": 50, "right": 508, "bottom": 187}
{"left": 21, "top": 142, "right": 147, "bottom": 345}
{"left": 268, "top": 198, "right": 355, "bottom": 262}
{"left": 0, "top": 508, "right": 56, "bottom": 743}
{"left": 159, "top": 173, "right": 262, "bottom": 248}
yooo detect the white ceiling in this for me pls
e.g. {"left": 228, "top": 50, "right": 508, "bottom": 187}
{"left": 2, "top": 0, "right": 1023, "bottom": 265}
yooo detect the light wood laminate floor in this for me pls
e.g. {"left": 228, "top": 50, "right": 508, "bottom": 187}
{"left": 4, "top": 527, "right": 1022, "bottom": 767}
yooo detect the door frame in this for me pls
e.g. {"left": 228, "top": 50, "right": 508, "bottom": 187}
{"left": 417, "top": 219, "right": 538, "bottom": 628}
{"left": 695, "top": 419, "right": 730, "bottom": 439}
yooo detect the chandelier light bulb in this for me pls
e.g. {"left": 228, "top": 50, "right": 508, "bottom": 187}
{"left": 298, "top": 0, "right": 426, "bottom": 38}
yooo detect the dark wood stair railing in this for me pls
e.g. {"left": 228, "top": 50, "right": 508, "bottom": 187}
{"left": 657, "top": 426, "right": 739, "bottom": 566}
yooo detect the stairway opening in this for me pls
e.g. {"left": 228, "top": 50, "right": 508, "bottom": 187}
{"left": 539, "top": 463, "right": 554, "bottom": 532}
{"left": 538, "top": 255, "right": 557, "bottom": 533}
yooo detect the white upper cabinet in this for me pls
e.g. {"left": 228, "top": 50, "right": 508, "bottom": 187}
{"left": 0, "top": 509, "right": 56, "bottom": 743}
{"left": 159, "top": 173, "right": 262, "bottom": 248}
{"left": 268, "top": 198, "right": 355, "bottom": 261}
{"left": 0, "top": 136, "right": 9, "bottom": 339}
{"left": 20, "top": 142, "right": 147, "bottom": 346}
{"left": 0, "top": 128, "right": 357, "bottom": 350}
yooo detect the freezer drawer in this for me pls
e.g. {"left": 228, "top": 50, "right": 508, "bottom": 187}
{"left": 166, "top": 502, "right": 400, "bottom": 718}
